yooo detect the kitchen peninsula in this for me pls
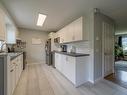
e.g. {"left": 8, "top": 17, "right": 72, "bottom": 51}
{"left": 0, "top": 52, "right": 23, "bottom": 95}
{"left": 54, "top": 51, "right": 90, "bottom": 87}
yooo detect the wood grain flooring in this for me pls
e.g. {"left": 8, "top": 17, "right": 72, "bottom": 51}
{"left": 105, "top": 69, "right": 127, "bottom": 89}
{"left": 13, "top": 63, "right": 127, "bottom": 95}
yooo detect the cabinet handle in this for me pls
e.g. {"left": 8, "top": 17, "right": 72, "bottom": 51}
{"left": 10, "top": 69, "right": 14, "bottom": 72}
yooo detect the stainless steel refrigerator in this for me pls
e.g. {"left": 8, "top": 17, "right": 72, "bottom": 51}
{"left": 45, "top": 39, "right": 52, "bottom": 65}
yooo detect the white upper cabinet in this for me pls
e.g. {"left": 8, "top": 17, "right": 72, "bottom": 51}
{"left": 57, "top": 16, "right": 88, "bottom": 43}
{"left": 59, "top": 28, "right": 66, "bottom": 43}
{"left": 0, "top": 8, "right": 6, "bottom": 40}
{"left": 65, "top": 23, "right": 74, "bottom": 42}
{"left": 73, "top": 17, "right": 83, "bottom": 41}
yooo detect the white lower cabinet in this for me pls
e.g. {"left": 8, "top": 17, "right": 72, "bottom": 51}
{"left": 55, "top": 53, "right": 89, "bottom": 87}
{"left": 8, "top": 54, "right": 23, "bottom": 95}
{"left": 55, "top": 53, "right": 62, "bottom": 72}
{"left": 63, "top": 56, "right": 76, "bottom": 84}
{"left": 9, "top": 64, "right": 16, "bottom": 95}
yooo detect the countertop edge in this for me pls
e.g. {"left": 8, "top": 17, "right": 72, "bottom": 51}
{"left": 53, "top": 51, "right": 90, "bottom": 57}
{"left": 10, "top": 52, "right": 23, "bottom": 60}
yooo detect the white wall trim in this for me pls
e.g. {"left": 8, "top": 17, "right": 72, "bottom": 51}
{"left": 88, "top": 80, "right": 95, "bottom": 84}
{"left": 94, "top": 77, "right": 103, "bottom": 84}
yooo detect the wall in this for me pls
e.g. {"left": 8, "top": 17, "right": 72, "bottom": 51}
{"left": 94, "top": 12, "right": 114, "bottom": 81}
{"left": 87, "top": 12, "right": 94, "bottom": 83}
{"left": 19, "top": 28, "right": 48, "bottom": 64}
{"left": 0, "top": 1, "right": 17, "bottom": 30}
{"left": 115, "top": 25, "right": 127, "bottom": 35}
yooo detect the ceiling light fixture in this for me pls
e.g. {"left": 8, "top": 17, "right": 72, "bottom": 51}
{"left": 37, "top": 13, "right": 47, "bottom": 26}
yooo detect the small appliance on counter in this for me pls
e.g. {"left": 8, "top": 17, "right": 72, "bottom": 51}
{"left": 60, "top": 45, "right": 67, "bottom": 52}
{"left": 70, "top": 46, "right": 76, "bottom": 53}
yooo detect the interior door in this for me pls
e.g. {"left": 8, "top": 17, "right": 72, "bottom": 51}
{"left": 102, "top": 22, "right": 114, "bottom": 77}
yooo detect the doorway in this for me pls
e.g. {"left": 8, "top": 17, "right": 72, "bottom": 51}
{"left": 102, "top": 21, "right": 114, "bottom": 78}
{"left": 105, "top": 34, "right": 127, "bottom": 89}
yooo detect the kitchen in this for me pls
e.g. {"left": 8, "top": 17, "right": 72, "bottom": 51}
{"left": 0, "top": 0, "right": 127, "bottom": 95}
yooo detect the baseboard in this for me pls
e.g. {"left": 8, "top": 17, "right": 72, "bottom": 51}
{"left": 88, "top": 80, "right": 95, "bottom": 84}
{"left": 94, "top": 77, "right": 103, "bottom": 84}
{"left": 88, "top": 77, "right": 103, "bottom": 84}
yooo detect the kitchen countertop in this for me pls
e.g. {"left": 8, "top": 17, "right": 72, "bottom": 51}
{"left": 53, "top": 51, "right": 90, "bottom": 57}
{"left": 0, "top": 52, "right": 23, "bottom": 60}
{"left": 0, "top": 52, "right": 8, "bottom": 56}
{"left": 8, "top": 52, "right": 23, "bottom": 60}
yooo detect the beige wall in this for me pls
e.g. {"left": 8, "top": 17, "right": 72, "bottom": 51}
{"left": 115, "top": 25, "right": 127, "bottom": 35}
{"left": 19, "top": 28, "right": 48, "bottom": 64}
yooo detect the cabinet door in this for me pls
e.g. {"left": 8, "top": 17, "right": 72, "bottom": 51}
{"left": 0, "top": 8, "right": 5, "bottom": 40}
{"left": 15, "top": 58, "right": 19, "bottom": 85}
{"left": 65, "top": 24, "right": 74, "bottom": 42}
{"left": 9, "top": 67, "right": 13, "bottom": 95}
{"left": 19, "top": 54, "right": 23, "bottom": 76}
{"left": 60, "top": 54, "right": 66, "bottom": 74}
{"left": 73, "top": 17, "right": 83, "bottom": 41}
{"left": 9, "top": 65, "right": 16, "bottom": 95}
{"left": 55, "top": 53, "right": 62, "bottom": 72}
{"left": 55, "top": 53, "right": 59, "bottom": 70}
{"left": 64, "top": 56, "right": 76, "bottom": 84}
{"left": 59, "top": 29, "right": 64, "bottom": 43}
{"left": 21, "top": 54, "right": 23, "bottom": 70}
{"left": 57, "top": 54, "right": 61, "bottom": 72}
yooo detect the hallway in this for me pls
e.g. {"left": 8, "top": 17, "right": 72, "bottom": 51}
{"left": 13, "top": 63, "right": 127, "bottom": 95}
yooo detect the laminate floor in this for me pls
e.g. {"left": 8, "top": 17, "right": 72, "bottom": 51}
{"left": 105, "top": 69, "right": 127, "bottom": 89}
{"left": 13, "top": 63, "right": 127, "bottom": 95}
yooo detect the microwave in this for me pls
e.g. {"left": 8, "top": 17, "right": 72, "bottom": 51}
{"left": 54, "top": 37, "right": 60, "bottom": 43}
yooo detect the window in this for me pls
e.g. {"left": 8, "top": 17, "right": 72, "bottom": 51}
{"left": 122, "top": 37, "right": 127, "bottom": 54}
{"left": 0, "top": 41, "right": 4, "bottom": 50}
{"left": 0, "top": 41, "right": 2, "bottom": 49}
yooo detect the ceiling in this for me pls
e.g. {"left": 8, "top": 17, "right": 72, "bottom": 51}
{"left": 1, "top": 0, "right": 127, "bottom": 32}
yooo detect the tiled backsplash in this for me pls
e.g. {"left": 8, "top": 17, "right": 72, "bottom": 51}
{"left": 66, "top": 41, "right": 90, "bottom": 54}
{"left": 54, "top": 41, "right": 90, "bottom": 54}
